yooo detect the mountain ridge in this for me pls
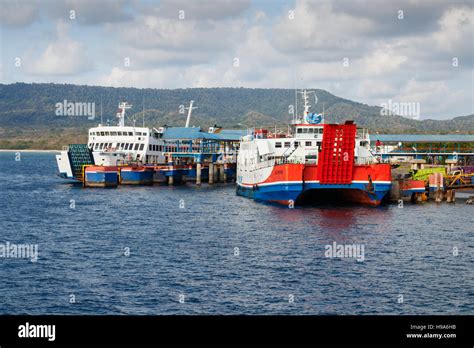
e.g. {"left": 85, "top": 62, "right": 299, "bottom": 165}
{"left": 0, "top": 83, "right": 473, "bottom": 135}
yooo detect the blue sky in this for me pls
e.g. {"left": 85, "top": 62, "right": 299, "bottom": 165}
{"left": 0, "top": 0, "right": 473, "bottom": 119}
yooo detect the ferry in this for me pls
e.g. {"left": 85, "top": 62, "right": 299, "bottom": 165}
{"left": 56, "top": 101, "right": 241, "bottom": 184}
{"left": 236, "top": 90, "right": 392, "bottom": 206}
{"left": 57, "top": 102, "right": 171, "bottom": 179}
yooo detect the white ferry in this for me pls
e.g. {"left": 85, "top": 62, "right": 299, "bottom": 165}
{"left": 56, "top": 102, "right": 167, "bottom": 179}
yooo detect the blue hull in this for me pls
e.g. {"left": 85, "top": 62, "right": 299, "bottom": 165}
{"left": 120, "top": 170, "right": 153, "bottom": 185}
{"left": 85, "top": 172, "right": 118, "bottom": 187}
{"left": 237, "top": 182, "right": 391, "bottom": 206}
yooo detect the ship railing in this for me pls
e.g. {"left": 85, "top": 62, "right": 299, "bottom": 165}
{"left": 251, "top": 156, "right": 305, "bottom": 171}
{"left": 355, "top": 157, "right": 375, "bottom": 165}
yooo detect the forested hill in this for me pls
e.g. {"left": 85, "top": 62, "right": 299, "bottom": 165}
{"left": 1, "top": 83, "right": 473, "bottom": 133}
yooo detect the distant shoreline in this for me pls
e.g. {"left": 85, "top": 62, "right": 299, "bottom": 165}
{"left": 0, "top": 149, "right": 60, "bottom": 152}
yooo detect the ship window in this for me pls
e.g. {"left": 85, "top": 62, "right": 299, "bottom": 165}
{"left": 149, "top": 144, "right": 152, "bottom": 151}
{"left": 118, "top": 132, "right": 122, "bottom": 136}
{"left": 139, "top": 144, "right": 145, "bottom": 151}
{"left": 111, "top": 132, "right": 117, "bottom": 136}
{"left": 99, "top": 143, "right": 104, "bottom": 149}
{"left": 306, "top": 141, "right": 312, "bottom": 146}
{"left": 294, "top": 142, "right": 299, "bottom": 147}
{"left": 284, "top": 142, "right": 290, "bottom": 147}
{"left": 319, "top": 128, "right": 324, "bottom": 134}
{"left": 134, "top": 143, "right": 139, "bottom": 150}
{"left": 275, "top": 142, "right": 282, "bottom": 148}
{"left": 100, "top": 132, "right": 105, "bottom": 136}
{"left": 105, "top": 131, "right": 110, "bottom": 136}
{"left": 297, "top": 128, "right": 302, "bottom": 134}
{"left": 128, "top": 132, "right": 133, "bottom": 136}
{"left": 303, "top": 128, "right": 308, "bottom": 133}
{"left": 94, "top": 143, "right": 98, "bottom": 150}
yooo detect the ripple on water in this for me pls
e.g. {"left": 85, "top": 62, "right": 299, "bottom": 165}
{"left": 0, "top": 152, "right": 473, "bottom": 315}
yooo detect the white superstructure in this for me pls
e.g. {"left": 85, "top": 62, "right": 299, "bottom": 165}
{"left": 87, "top": 102, "right": 166, "bottom": 166}
{"left": 237, "top": 90, "right": 376, "bottom": 184}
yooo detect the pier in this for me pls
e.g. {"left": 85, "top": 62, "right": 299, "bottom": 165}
{"left": 60, "top": 126, "right": 474, "bottom": 206}
{"left": 372, "top": 134, "right": 474, "bottom": 165}
{"left": 76, "top": 126, "right": 244, "bottom": 188}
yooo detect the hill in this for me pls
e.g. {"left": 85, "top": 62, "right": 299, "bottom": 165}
{"left": 0, "top": 83, "right": 472, "bottom": 149}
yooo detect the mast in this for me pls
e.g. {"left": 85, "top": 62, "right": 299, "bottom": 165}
{"left": 116, "top": 102, "right": 132, "bottom": 127}
{"left": 185, "top": 100, "right": 197, "bottom": 128}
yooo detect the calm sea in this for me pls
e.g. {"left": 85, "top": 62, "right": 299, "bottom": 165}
{"left": 0, "top": 152, "right": 472, "bottom": 315}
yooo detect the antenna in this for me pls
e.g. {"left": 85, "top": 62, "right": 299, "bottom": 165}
{"left": 142, "top": 93, "right": 145, "bottom": 128}
{"left": 294, "top": 88, "right": 298, "bottom": 123}
{"left": 185, "top": 100, "right": 197, "bottom": 128}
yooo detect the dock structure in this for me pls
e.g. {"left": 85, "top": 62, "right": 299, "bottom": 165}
{"left": 372, "top": 134, "right": 474, "bottom": 165}
{"left": 153, "top": 126, "right": 243, "bottom": 185}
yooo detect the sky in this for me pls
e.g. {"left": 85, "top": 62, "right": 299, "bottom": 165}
{"left": 0, "top": 0, "right": 473, "bottom": 120}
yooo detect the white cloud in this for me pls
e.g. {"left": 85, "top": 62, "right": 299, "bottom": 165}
{"left": 0, "top": 0, "right": 40, "bottom": 27}
{"left": 433, "top": 6, "right": 473, "bottom": 55}
{"left": 3, "top": 0, "right": 473, "bottom": 119}
{"left": 27, "top": 21, "right": 93, "bottom": 75}
{"left": 140, "top": 0, "right": 251, "bottom": 20}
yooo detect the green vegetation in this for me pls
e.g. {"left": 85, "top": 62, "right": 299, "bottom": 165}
{"left": 1, "top": 83, "right": 472, "bottom": 149}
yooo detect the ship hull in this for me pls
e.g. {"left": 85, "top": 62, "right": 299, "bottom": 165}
{"left": 236, "top": 163, "right": 392, "bottom": 206}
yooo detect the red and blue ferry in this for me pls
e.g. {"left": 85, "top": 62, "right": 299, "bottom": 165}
{"left": 236, "top": 90, "right": 392, "bottom": 206}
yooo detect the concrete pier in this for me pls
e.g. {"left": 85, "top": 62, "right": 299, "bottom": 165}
{"left": 196, "top": 162, "right": 202, "bottom": 186}
{"left": 219, "top": 164, "right": 225, "bottom": 183}
{"left": 223, "top": 163, "right": 228, "bottom": 182}
{"left": 389, "top": 180, "right": 400, "bottom": 201}
{"left": 410, "top": 159, "right": 427, "bottom": 170}
{"left": 209, "top": 163, "right": 214, "bottom": 184}
{"left": 446, "top": 189, "right": 456, "bottom": 203}
{"left": 435, "top": 188, "right": 443, "bottom": 203}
